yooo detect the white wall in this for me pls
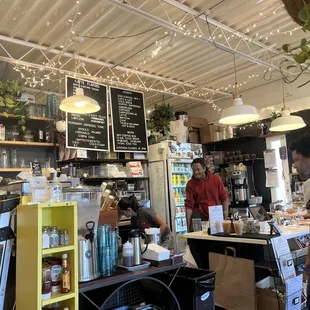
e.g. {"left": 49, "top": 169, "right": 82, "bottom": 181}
{"left": 186, "top": 75, "right": 310, "bottom": 123}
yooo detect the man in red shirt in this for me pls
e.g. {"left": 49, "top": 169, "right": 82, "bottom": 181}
{"left": 185, "top": 158, "right": 229, "bottom": 230}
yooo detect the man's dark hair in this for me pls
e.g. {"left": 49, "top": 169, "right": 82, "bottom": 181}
{"left": 290, "top": 133, "right": 310, "bottom": 158}
{"left": 191, "top": 158, "right": 206, "bottom": 168}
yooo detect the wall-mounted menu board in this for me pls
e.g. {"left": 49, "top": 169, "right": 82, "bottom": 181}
{"left": 66, "top": 76, "right": 109, "bottom": 151}
{"left": 110, "top": 87, "right": 148, "bottom": 153}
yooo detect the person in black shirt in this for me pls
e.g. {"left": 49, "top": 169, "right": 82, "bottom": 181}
{"left": 118, "top": 195, "right": 171, "bottom": 248}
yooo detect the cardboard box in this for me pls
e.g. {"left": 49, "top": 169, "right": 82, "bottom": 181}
{"left": 185, "top": 116, "right": 209, "bottom": 128}
{"left": 199, "top": 125, "right": 212, "bottom": 144}
{"left": 98, "top": 209, "right": 120, "bottom": 230}
{"left": 188, "top": 128, "right": 200, "bottom": 143}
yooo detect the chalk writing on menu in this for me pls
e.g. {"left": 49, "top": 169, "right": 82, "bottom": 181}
{"left": 110, "top": 87, "right": 148, "bottom": 152}
{"left": 66, "top": 77, "right": 109, "bottom": 151}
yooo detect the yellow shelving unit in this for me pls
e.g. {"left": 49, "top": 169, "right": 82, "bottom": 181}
{"left": 16, "top": 201, "right": 78, "bottom": 310}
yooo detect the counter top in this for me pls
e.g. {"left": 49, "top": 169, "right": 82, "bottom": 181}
{"left": 79, "top": 263, "right": 185, "bottom": 293}
{"left": 183, "top": 225, "right": 310, "bottom": 245}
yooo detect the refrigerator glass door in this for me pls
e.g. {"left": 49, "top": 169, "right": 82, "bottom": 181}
{"left": 149, "top": 160, "right": 170, "bottom": 225}
{"left": 167, "top": 158, "right": 193, "bottom": 253}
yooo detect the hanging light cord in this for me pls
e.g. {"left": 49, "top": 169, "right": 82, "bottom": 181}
{"left": 281, "top": 79, "right": 286, "bottom": 108}
{"left": 233, "top": 53, "right": 239, "bottom": 97}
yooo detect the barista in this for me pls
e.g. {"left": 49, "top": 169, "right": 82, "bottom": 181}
{"left": 118, "top": 195, "right": 171, "bottom": 247}
{"left": 185, "top": 158, "right": 229, "bottom": 230}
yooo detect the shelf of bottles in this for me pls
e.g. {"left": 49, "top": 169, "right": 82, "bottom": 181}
{"left": 171, "top": 162, "right": 192, "bottom": 233}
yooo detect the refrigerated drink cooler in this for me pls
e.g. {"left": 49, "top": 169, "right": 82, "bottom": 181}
{"left": 148, "top": 141, "right": 203, "bottom": 253}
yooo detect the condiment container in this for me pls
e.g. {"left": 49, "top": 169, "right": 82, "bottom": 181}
{"left": 50, "top": 257, "right": 62, "bottom": 293}
{"left": 122, "top": 241, "right": 133, "bottom": 267}
{"left": 42, "top": 260, "right": 52, "bottom": 300}
{"left": 50, "top": 227, "right": 59, "bottom": 248}
{"left": 42, "top": 227, "right": 50, "bottom": 249}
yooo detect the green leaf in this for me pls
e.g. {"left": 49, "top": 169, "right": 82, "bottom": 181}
{"left": 4, "top": 97, "right": 14, "bottom": 105}
{"left": 302, "top": 45, "right": 310, "bottom": 52}
{"left": 21, "top": 126, "right": 26, "bottom": 132}
{"left": 3, "top": 112, "right": 9, "bottom": 118}
{"left": 282, "top": 44, "right": 290, "bottom": 53}
{"left": 294, "top": 53, "right": 308, "bottom": 64}
{"left": 301, "top": 38, "right": 308, "bottom": 47}
{"left": 298, "top": 4, "right": 310, "bottom": 22}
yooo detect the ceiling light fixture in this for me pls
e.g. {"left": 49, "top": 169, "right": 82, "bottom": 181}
{"left": 219, "top": 54, "right": 260, "bottom": 126}
{"left": 59, "top": 37, "right": 100, "bottom": 114}
{"left": 269, "top": 80, "right": 306, "bottom": 132}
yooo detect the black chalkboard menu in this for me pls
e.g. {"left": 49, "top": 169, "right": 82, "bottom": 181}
{"left": 110, "top": 87, "right": 148, "bottom": 152}
{"left": 66, "top": 77, "right": 109, "bottom": 151}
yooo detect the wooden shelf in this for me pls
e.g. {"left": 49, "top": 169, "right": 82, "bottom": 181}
{"left": 41, "top": 291, "right": 76, "bottom": 306}
{"left": 290, "top": 173, "right": 299, "bottom": 176}
{"left": 258, "top": 132, "right": 289, "bottom": 139}
{"left": 42, "top": 245, "right": 75, "bottom": 255}
{"left": 58, "top": 158, "right": 148, "bottom": 164}
{"left": 0, "top": 168, "right": 28, "bottom": 172}
{"left": 0, "top": 113, "right": 53, "bottom": 121}
{"left": 0, "top": 140, "right": 58, "bottom": 147}
{"left": 204, "top": 135, "right": 256, "bottom": 145}
{"left": 81, "top": 176, "right": 149, "bottom": 181}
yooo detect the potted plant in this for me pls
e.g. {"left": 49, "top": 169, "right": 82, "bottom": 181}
{"left": 147, "top": 103, "right": 174, "bottom": 139}
{"left": 282, "top": 0, "right": 310, "bottom": 27}
{"left": 281, "top": 1, "right": 310, "bottom": 86}
{"left": 0, "top": 80, "right": 21, "bottom": 116}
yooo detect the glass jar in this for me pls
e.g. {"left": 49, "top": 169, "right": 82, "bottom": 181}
{"left": 23, "top": 129, "right": 34, "bottom": 142}
{"left": 6, "top": 125, "right": 19, "bottom": 141}
{"left": 10, "top": 149, "right": 18, "bottom": 168}
{"left": 50, "top": 227, "right": 59, "bottom": 248}
{"left": 60, "top": 230, "right": 69, "bottom": 246}
{"left": 1, "top": 149, "right": 9, "bottom": 168}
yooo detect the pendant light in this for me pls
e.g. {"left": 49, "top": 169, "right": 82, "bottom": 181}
{"left": 59, "top": 87, "right": 100, "bottom": 114}
{"left": 219, "top": 54, "right": 260, "bottom": 126}
{"left": 59, "top": 39, "right": 100, "bottom": 114}
{"left": 269, "top": 80, "right": 306, "bottom": 132}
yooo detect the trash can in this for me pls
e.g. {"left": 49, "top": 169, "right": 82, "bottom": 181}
{"left": 156, "top": 267, "right": 216, "bottom": 310}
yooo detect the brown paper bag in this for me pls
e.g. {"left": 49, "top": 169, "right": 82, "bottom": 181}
{"left": 209, "top": 247, "right": 256, "bottom": 310}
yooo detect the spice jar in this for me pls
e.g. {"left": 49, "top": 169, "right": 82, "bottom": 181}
{"left": 42, "top": 227, "right": 50, "bottom": 249}
{"left": 50, "top": 227, "right": 59, "bottom": 248}
{"left": 50, "top": 257, "right": 62, "bottom": 294}
{"left": 23, "top": 129, "right": 34, "bottom": 142}
{"left": 6, "top": 125, "right": 19, "bottom": 141}
{"left": 42, "top": 260, "right": 52, "bottom": 300}
{"left": 60, "top": 230, "right": 69, "bottom": 246}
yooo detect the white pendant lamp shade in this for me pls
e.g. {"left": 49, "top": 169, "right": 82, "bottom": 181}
{"left": 59, "top": 87, "right": 100, "bottom": 114}
{"left": 269, "top": 107, "right": 306, "bottom": 132}
{"left": 219, "top": 97, "right": 260, "bottom": 126}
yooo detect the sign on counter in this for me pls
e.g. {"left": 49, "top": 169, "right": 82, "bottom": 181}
{"left": 110, "top": 87, "right": 148, "bottom": 153}
{"left": 66, "top": 77, "right": 109, "bottom": 151}
{"left": 208, "top": 205, "right": 224, "bottom": 235}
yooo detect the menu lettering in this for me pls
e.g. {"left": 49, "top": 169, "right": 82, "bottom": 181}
{"left": 66, "top": 77, "right": 109, "bottom": 151}
{"left": 110, "top": 87, "right": 148, "bottom": 152}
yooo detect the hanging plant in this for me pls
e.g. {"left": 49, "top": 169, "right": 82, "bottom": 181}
{"left": 270, "top": 111, "right": 282, "bottom": 121}
{"left": 280, "top": 1, "right": 310, "bottom": 87}
{"left": 147, "top": 103, "right": 174, "bottom": 135}
{"left": 282, "top": 0, "right": 310, "bottom": 27}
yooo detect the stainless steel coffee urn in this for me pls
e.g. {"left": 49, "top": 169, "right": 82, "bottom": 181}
{"left": 78, "top": 221, "right": 100, "bottom": 282}
{"left": 128, "top": 229, "right": 148, "bottom": 265}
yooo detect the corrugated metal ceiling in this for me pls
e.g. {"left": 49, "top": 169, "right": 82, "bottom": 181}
{"left": 0, "top": 0, "right": 308, "bottom": 112}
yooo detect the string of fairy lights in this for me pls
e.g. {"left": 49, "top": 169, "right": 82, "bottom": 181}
{"left": 8, "top": 0, "right": 302, "bottom": 117}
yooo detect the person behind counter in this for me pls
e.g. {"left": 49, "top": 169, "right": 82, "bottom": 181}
{"left": 118, "top": 195, "right": 171, "bottom": 248}
{"left": 290, "top": 133, "right": 310, "bottom": 309}
{"left": 185, "top": 158, "right": 229, "bottom": 230}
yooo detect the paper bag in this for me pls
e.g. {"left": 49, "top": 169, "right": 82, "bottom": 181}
{"left": 183, "top": 245, "right": 198, "bottom": 268}
{"left": 209, "top": 247, "right": 256, "bottom": 310}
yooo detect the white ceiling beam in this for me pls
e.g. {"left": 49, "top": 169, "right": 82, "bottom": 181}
{"left": 162, "top": 0, "right": 279, "bottom": 54}
{"left": 104, "top": 0, "right": 282, "bottom": 70}
{"left": 0, "top": 34, "right": 231, "bottom": 97}
{"left": 25, "top": 0, "right": 65, "bottom": 41}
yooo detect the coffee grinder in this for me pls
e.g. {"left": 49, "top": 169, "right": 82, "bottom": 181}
{"left": 228, "top": 171, "right": 250, "bottom": 217}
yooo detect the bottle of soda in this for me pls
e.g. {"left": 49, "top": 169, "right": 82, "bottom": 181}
{"left": 60, "top": 254, "right": 71, "bottom": 293}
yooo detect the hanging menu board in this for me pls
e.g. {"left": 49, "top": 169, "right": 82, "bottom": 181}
{"left": 110, "top": 87, "right": 148, "bottom": 152}
{"left": 66, "top": 77, "right": 109, "bottom": 151}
